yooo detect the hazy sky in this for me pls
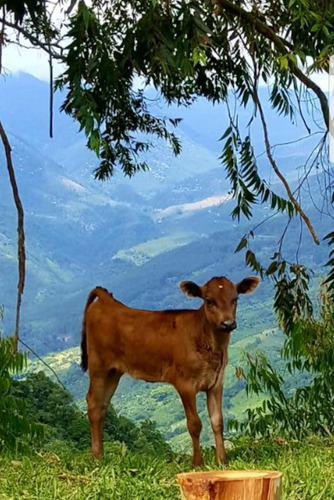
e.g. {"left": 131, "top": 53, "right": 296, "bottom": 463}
{"left": 2, "top": 40, "right": 330, "bottom": 92}
{"left": 3, "top": 43, "right": 64, "bottom": 81}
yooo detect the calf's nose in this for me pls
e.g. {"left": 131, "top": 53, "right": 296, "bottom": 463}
{"left": 220, "top": 320, "right": 237, "bottom": 331}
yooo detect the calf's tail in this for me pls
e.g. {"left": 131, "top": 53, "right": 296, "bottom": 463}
{"left": 81, "top": 286, "right": 112, "bottom": 372}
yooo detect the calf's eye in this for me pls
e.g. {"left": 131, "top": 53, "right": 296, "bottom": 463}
{"left": 207, "top": 299, "right": 216, "bottom": 307}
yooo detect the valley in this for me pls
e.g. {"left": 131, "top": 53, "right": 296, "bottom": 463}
{"left": 0, "top": 72, "right": 331, "bottom": 449}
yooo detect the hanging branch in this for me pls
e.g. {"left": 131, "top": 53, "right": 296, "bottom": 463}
{"left": 49, "top": 54, "right": 53, "bottom": 137}
{"left": 0, "top": 121, "right": 26, "bottom": 350}
{"left": 252, "top": 87, "right": 320, "bottom": 245}
{"left": 0, "top": 9, "right": 25, "bottom": 349}
{"left": 0, "top": 8, "right": 4, "bottom": 72}
{"left": 44, "top": 0, "right": 54, "bottom": 138}
{"left": 233, "top": 28, "right": 320, "bottom": 247}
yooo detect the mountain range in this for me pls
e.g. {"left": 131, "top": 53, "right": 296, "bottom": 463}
{"left": 0, "top": 72, "right": 331, "bottom": 446}
{"left": 0, "top": 72, "right": 326, "bottom": 346}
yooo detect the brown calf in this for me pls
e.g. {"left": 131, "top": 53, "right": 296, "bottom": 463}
{"left": 81, "top": 275, "right": 260, "bottom": 466}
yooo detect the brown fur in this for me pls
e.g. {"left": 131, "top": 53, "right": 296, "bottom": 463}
{"left": 81, "top": 276, "right": 259, "bottom": 465}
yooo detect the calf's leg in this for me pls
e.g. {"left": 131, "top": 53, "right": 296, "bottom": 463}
{"left": 206, "top": 383, "right": 227, "bottom": 464}
{"left": 87, "top": 369, "right": 122, "bottom": 458}
{"left": 178, "top": 388, "right": 203, "bottom": 466}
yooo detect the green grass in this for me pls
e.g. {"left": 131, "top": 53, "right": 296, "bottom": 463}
{"left": 112, "top": 232, "right": 194, "bottom": 266}
{"left": 1, "top": 438, "right": 334, "bottom": 499}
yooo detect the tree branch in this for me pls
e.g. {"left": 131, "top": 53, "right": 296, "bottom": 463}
{"left": 0, "top": 17, "right": 64, "bottom": 60}
{"left": 252, "top": 88, "right": 320, "bottom": 245}
{"left": 0, "top": 120, "right": 26, "bottom": 349}
{"left": 216, "top": 0, "right": 329, "bottom": 128}
{"left": 65, "top": 0, "right": 78, "bottom": 15}
{"left": 0, "top": 8, "right": 5, "bottom": 74}
{"left": 44, "top": 1, "right": 54, "bottom": 138}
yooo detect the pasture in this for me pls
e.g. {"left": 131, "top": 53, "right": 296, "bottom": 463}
{"left": 1, "top": 438, "right": 334, "bottom": 499}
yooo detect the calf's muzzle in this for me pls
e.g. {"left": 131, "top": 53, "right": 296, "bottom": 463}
{"left": 220, "top": 320, "right": 237, "bottom": 331}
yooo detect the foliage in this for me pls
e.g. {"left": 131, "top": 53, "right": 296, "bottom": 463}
{"left": 12, "top": 371, "right": 171, "bottom": 455}
{"left": 3, "top": 1, "right": 332, "bottom": 175}
{"left": 105, "top": 406, "right": 171, "bottom": 455}
{"left": 1, "top": 438, "right": 334, "bottom": 499}
{"left": 0, "top": 309, "right": 43, "bottom": 451}
{"left": 11, "top": 372, "right": 90, "bottom": 449}
{"left": 52, "top": 0, "right": 332, "bottom": 187}
{"left": 221, "top": 133, "right": 295, "bottom": 221}
{"left": 0, "top": 0, "right": 44, "bottom": 24}
{"left": 55, "top": 0, "right": 183, "bottom": 179}
{"left": 230, "top": 286, "right": 334, "bottom": 439}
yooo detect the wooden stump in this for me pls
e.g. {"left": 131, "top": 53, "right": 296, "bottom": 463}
{"left": 176, "top": 470, "right": 282, "bottom": 500}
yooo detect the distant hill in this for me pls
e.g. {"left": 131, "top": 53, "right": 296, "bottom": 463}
{"left": 0, "top": 72, "right": 329, "bottom": 352}
{"left": 1, "top": 72, "right": 331, "bottom": 448}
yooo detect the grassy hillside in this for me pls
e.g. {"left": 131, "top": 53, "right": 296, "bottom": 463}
{"left": 1, "top": 438, "right": 334, "bottom": 499}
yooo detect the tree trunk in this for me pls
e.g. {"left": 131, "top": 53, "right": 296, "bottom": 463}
{"left": 176, "top": 470, "right": 282, "bottom": 500}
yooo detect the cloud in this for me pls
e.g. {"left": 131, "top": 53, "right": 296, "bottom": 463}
{"left": 2, "top": 43, "right": 64, "bottom": 82}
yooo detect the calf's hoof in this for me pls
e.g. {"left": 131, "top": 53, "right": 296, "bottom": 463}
{"left": 91, "top": 449, "right": 103, "bottom": 460}
{"left": 217, "top": 453, "right": 228, "bottom": 466}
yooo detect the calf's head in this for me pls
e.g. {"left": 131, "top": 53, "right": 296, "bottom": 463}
{"left": 180, "top": 276, "right": 260, "bottom": 332}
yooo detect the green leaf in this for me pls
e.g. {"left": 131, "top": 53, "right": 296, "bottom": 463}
{"left": 235, "top": 236, "right": 248, "bottom": 253}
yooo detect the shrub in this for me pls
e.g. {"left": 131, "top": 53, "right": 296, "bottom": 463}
{"left": 230, "top": 287, "right": 334, "bottom": 439}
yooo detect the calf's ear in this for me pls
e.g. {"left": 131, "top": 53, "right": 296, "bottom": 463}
{"left": 237, "top": 276, "right": 260, "bottom": 294}
{"left": 179, "top": 281, "right": 203, "bottom": 298}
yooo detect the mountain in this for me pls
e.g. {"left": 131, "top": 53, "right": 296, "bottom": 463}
{"left": 0, "top": 72, "right": 329, "bottom": 346}
{"left": 0, "top": 72, "right": 331, "bottom": 447}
